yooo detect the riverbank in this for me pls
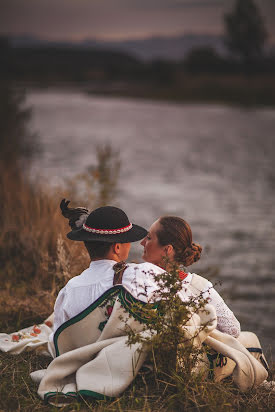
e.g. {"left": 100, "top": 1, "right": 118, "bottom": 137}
{"left": 17, "top": 73, "right": 275, "bottom": 107}
{"left": 90, "top": 74, "right": 275, "bottom": 107}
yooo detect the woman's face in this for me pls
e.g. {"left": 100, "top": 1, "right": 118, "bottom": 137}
{"left": 140, "top": 219, "right": 169, "bottom": 266}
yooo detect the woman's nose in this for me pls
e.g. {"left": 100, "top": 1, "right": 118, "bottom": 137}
{"left": 140, "top": 238, "right": 145, "bottom": 246}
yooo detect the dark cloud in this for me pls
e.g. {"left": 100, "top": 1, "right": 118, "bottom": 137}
{"left": 127, "top": 0, "right": 227, "bottom": 10}
{"left": 0, "top": 0, "right": 274, "bottom": 41}
{"left": 157, "top": 0, "right": 228, "bottom": 9}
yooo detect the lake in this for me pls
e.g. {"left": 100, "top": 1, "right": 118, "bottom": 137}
{"left": 26, "top": 89, "right": 275, "bottom": 358}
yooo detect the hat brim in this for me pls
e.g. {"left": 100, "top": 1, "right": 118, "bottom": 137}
{"left": 67, "top": 223, "right": 148, "bottom": 243}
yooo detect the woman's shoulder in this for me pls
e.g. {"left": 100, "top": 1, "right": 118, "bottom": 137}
{"left": 122, "top": 262, "right": 163, "bottom": 302}
{"left": 188, "top": 272, "right": 213, "bottom": 290}
{"left": 126, "top": 262, "right": 165, "bottom": 275}
{"left": 124, "top": 262, "right": 164, "bottom": 287}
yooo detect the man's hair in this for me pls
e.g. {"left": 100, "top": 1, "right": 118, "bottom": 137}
{"left": 84, "top": 241, "right": 113, "bottom": 260}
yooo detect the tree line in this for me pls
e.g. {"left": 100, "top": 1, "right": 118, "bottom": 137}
{"left": 1, "top": 0, "right": 274, "bottom": 84}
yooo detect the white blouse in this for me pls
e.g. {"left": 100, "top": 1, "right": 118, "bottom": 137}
{"left": 178, "top": 272, "right": 240, "bottom": 338}
{"left": 53, "top": 260, "right": 240, "bottom": 338}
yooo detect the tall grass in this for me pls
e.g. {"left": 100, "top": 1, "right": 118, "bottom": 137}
{"left": 0, "top": 161, "right": 88, "bottom": 313}
{"left": 0, "top": 83, "right": 120, "bottom": 329}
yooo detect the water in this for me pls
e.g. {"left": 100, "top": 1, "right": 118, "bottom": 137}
{"left": 26, "top": 89, "right": 275, "bottom": 358}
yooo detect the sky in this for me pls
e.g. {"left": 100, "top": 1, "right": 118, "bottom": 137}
{"left": 1, "top": 0, "right": 275, "bottom": 42}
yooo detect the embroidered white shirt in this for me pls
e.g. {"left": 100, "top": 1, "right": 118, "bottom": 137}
{"left": 52, "top": 260, "right": 240, "bottom": 338}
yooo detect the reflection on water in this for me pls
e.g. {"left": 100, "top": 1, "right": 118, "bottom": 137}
{"left": 27, "top": 90, "right": 275, "bottom": 357}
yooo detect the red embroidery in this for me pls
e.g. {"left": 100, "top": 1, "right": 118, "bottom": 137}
{"left": 33, "top": 326, "right": 41, "bottom": 334}
{"left": 12, "top": 334, "right": 20, "bottom": 342}
{"left": 178, "top": 271, "right": 188, "bottom": 280}
{"left": 106, "top": 305, "right": 113, "bottom": 317}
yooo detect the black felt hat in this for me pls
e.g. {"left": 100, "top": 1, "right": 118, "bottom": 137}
{"left": 67, "top": 205, "right": 148, "bottom": 243}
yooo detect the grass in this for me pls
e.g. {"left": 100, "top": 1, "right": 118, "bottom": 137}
{"left": 0, "top": 162, "right": 90, "bottom": 314}
{"left": 1, "top": 345, "right": 275, "bottom": 411}
{"left": 0, "top": 142, "right": 120, "bottom": 320}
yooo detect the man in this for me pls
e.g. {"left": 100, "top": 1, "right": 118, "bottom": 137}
{"left": 53, "top": 201, "right": 165, "bottom": 333}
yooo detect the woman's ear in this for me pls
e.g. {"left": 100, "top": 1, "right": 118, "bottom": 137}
{"left": 164, "top": 244, "right": 174, "bottom": 258}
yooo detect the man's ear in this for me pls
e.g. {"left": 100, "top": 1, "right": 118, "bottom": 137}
{"left": 113, "top": 243, "right": 121, "bottom": 256}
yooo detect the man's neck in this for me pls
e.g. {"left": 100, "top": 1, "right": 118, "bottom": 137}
{"left": 91, "top": 255, "right": 121, "bottom": 263}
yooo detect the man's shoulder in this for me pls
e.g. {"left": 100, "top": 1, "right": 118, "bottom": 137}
{"left": 65, "top": 267, "right": 91, "bottom": 288}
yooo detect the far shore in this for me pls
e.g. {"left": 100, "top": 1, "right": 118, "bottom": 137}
{"left": 15, "top": 73, "right": 275, "bottom": 107}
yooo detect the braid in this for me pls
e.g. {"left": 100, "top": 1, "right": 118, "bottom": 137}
{"left": 181, "top": 242, "right": 202, "bottom": 267}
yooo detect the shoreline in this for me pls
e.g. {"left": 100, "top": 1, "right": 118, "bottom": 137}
{"left": 13, "top": 73, "right": 275, "bottom": 108}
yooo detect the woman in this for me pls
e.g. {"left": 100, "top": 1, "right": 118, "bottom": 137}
{"left": 140, "top": 216, "right": 241, "bottom": 338}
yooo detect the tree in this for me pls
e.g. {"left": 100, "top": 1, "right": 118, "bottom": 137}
{"left": 184, "top": 46, "right": 226, "bottom": 74}
{"left": 224, "top": 0, "right": 267, "bottom": 67}
{"left": 0, "top": 83, "right": 37, "bottom": 168}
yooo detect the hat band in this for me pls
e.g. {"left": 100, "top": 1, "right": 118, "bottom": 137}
{"left": 82, "top": 222, "right": 133, "bottom": 235}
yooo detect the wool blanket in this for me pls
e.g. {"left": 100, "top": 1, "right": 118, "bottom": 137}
{"left": 0, "top": 313, "right": 55, "bottom": 357}
{"left": 28, "top": 285, "right": 268, "bottom": 406}
{"left": 29, "top": 285, "right": 218, "bottom": 406}
{"left": 0, "top": 285, "right": 269, "bottom": 406}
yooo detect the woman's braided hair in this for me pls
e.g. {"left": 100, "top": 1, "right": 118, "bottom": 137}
{"left": 157, "top": 216, "right": 202, "bottom": 267}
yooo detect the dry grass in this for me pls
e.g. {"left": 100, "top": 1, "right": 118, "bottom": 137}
{"left": 0, "top": 350, "right": 275, "bottom": 411}
{"left": 0, "top": 141, "right": 120, "bottom": 321}
{"left": 0, "top": 162, "right": 90, "bottom": 322}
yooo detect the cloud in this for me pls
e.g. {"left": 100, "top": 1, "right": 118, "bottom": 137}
{"left": 121, "top": 0, "right": 228, "bottom": 11}
{"left": 0, "top": 0, "right": 274, "bottom": 42}
{"left": 0, "top": 0, "right": 226, "bottom": 40}
{"left": 153, "top": 0, "right": 228, "bottom": 9}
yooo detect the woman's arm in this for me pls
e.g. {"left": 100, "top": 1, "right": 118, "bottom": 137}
{"left": 206, "top": 287, "right": 241, "bottom": 338}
